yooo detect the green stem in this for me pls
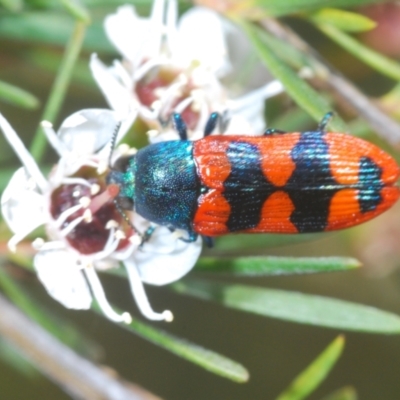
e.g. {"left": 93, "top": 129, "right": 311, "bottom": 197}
{"left": 29, "top": 21, "right": 87, "bottom": 162}
{"left": 318, "top": 24, "right": 400, "bottom": 81}
{"left": 238, "top": 19, "right": 347, "bottom": 132}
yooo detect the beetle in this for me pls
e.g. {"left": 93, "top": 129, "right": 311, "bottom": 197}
{"left": 107, "top": 112, "right": 400, "bottom": 244}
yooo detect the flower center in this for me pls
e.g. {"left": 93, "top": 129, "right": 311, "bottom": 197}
{"left": 50, "top": 167, "right": 132, "bottom": 255}
{"left": 135, "top": 65, "right": 200, "bottom": 130}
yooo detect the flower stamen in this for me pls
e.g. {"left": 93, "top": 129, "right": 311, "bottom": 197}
{"left": 125, "top": 262, "right": 174, "bottom": 322}
{"left": 93, "top": 227, "right": 121, "bottom": 260}
{"left": 41, "top": 121, "right": 67, "bottom": 156}
{"left": 54, "top": 204, "right": 83, "bottom": 228}
{"left": 62, "top": 178, "right": 92, "bottom": 187}
{"left": 60, "top": 215, "right": 85, "bottom": 237}
{"left": 84, "top": 265, "right": 132, "bottom": 324}
{"left": 0, "top": 114, "right": 47, "bottom": 192}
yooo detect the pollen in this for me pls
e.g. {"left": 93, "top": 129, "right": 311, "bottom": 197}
{"left": 129, "top": 235, "right": 142, "bottom": 246}
{"left": 106, "top": 220, "right": 119, "bottom": 229}
{"left": 147, "top": 129, "right": 159, "bottom": 138}
{"left": 115, "top": 230, "right": 126, "bottom": 240}
{"left": 32, "top": 237, "right": 45, "bottom": 250}
{"left": 97, "top": 161, "right": 108, "bottom": 175}
{"left": 90, "top": 184, "right": 101, "bottom": 195}
{"left": 117, "top": 143, "right": 130, "bottom": 155}
{"left": 83, "top": 209, "right": 93, "bottom": 223}
{"left": 41, "top": 120, "right": 53, "bottom": 128}
{"left": 79, "top": 196, "right": 91, "bottom": 208}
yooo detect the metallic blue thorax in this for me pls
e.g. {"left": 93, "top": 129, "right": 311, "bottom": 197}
{"left": 134, "top": 140, "right": 199, "bottom": 232}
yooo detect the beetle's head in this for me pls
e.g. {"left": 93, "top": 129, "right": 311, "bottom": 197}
{"left": 106, "top": 154, "right": 137, "bottom": 210}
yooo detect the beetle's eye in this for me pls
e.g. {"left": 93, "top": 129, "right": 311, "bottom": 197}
{"left": 113, "top": 155, "right": 133, "bottom": 172}
{"left": 118, "top": 197, "right": 134, "bottom": 210}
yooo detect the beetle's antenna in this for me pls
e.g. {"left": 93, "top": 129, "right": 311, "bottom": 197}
{"left": 108, "top": 121, "right": 122, "bottom": 169}
{"left": 107, "top": 122, "right": 142, "bottom": 242}
{"left": 114, "top": 199, "right": 142, "bottom": 241}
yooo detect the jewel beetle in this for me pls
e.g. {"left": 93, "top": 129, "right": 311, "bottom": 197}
{"left": 107, "top": 112, "right": 400, "bottom": 244}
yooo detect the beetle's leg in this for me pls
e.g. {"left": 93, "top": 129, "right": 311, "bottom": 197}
{"left": 172, "top": 113, "right": 188, "bottom": 140}
{"left": 202, "top": 235, "right": 215, "bottom": 248}
{"left": 179, "top": 231, "right": 198, "bottom": 243}
{"left": 264, "top": 128, "right": 287, "bottom": 136}
{"left": 204, "top": 112, "right": 219, "bottom": 136}
{"left": 140, "top": 225, "right": 156, "bottom": 247}
{"left": 318, "top": 111, "right": 334, "bottom": 132}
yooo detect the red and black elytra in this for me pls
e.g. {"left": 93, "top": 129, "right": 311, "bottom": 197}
{"left": 108, "top": 112, "right": 400, "bottom": 244}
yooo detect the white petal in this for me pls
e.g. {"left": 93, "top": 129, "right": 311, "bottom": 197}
{"left": 232, "top": 80, "right": 284, "bottom": 112}
{"left": 223, "top": 114, "right": 258, "bottom": 135}
{"left": 104, "top": 5, "right": 150, "bottom": 63}
{"left": 166, "top": 0, "right": 178, "bottom": 51}
{"left": 229, "top": 81, "right": 284, "bottom": 133}
{"left": 104, "top": 3, "right": 165, "bottom": 66}
{"left": 1, "top": 168, "right": 47, "bottom": 235}
{"left": 146, "top": 0, "right": 167, "bottom": 59}
{"left": 222, "top": 20, "right": 274, "bottom": 92}
{"left": 0, "top": 114, "right": 47, "bottom": 192}
{"left": 131, "top": 227, "right": 202, "bottom": 285}
{"left": 57, "top": 109, "right": 119, "bottom": 155}
{"left": 34, "top": 248, "right": 92, "bottom": 310}
{"left": 90, "top": 55, "right": 134, "bottom": 117}
{"left": 96, "top": 108, "right": 138, "bottom": 159}
{"left": 175, "top": 7, "right": 231, "bottom": 74}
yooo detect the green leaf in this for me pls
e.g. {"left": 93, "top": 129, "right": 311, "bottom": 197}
{"left": 30, "top": 21, "right": 87, "bottom": 162}
{"left": 0, "top": 0, "right": 23, "bottom": 12}
{"left": 275, "top": 335, "right": 345, "bottom": 400}
{"left": 309, "top": 8, "right": 376, "bottom": 32}
{"left": 62, "top": 0, "right": 91, "bottom": 24}
{"left": 0, "top": 13, "right": 113, "bottom": 53}
{"left": 27, "top": 49, "right": 96, "bottom": 87}
{"left": 0, "top": 167, "right": 13, "bottom": 194}
{"left": 251, "top": 0, "right": 381, "bottom": 17}
{"left": 195, "top": 256, "right": 360, "bottom": 275}
{"left": 0, "top": 338, "right": 38, "bottom": 378}
{"left": 215, "top": 232, "right": 323, "bottom": 252}
{"left": 269, "top": 108, "right": 314, "bottom": 132}
{"left": 92, "top": 304, "right": 249, "bottom": 383}
{"left": 320, "top": 386, "right": 358, "bottom": 400}
{"left": 174, "top": 280, "right": 400, "bottom": 333}
{"left": 239, "top": 20, "right": 347, "bottom": 132}
{"left": 317, "top": 24, "right": 400, "bottom": 81}
{"left": 0, "top": 263, "right": 99, "bottom": 358}
{"left": 0, "top": 80, "right": 40, "bottom": 109}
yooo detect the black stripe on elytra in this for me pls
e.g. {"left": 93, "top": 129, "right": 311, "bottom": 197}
{"left": 286, "top": 131, "right": 339, "bottom": 232}
{"left": 358, "top": 156, "right": 383, "bottom": 213}
{"left": 224, "top": 141, "right": 275, "bottom": 232}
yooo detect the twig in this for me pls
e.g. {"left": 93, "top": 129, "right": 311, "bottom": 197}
{"left": 260, "top": 17, "right": 400, "bottom": 145}
{"left": 0, "top": 294, "right": 161, "bottom": 400}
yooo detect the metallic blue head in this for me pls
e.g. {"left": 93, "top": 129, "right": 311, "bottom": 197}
{"left": 107, "top": 155, "right": 137, "bottom": 210}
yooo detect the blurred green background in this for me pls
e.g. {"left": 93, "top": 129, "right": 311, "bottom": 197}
{"left": 2, "top": 1, "right": 400, "bottom": 399}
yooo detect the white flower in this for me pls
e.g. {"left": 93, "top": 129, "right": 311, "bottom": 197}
{"left": 0, "top": 110, "right": 202, "bottom": 323}
{"left": 90, "top": 0, "right": 283, "bottom": 141}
